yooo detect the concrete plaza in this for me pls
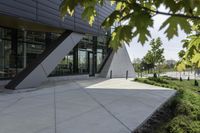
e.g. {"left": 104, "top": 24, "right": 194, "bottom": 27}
{"left": 0, "top": 78, "right": 176, "bottom": 133}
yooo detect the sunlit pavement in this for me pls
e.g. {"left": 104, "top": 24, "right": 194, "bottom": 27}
{"left": 0, "top": 78, "right": 176, "bottom": 133}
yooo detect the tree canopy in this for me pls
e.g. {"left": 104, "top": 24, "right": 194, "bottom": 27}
{"left": 143, "top": 37, "right": 165, "bottom": 68}
{"left": 176, "top": 24, "right": 200, "bottom": 71}
{"left": 60, "top": 0, "right": 200, "bottom": 50}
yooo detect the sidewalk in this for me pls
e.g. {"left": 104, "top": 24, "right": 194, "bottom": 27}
{"left": 0, "top": 78, "right": 176, "bottom": 133}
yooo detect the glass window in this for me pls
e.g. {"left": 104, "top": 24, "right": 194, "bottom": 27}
{"left": 96, "top": 36, "right": 109, "bottom": 72}
{"left": 0, "top": 27, "right": 111, "bottom": 80}
{"left": 17, "top": 42, "right": 24, "bottom": 71}
{"left": 50, "top": 33, "right": 61, "bottom": 41}
{"left": 77, "top": 36, "right": 94, "bottom": 74}
{"left": 78, "top": 50, "right": 88, "bottom": 74}
{"left": 49, "top": 35, "right": 95, "bottom": 76}
{"left": 0, "top": 27, "right": 14, "bottom": 79}
{"left": 0, "top": 28, "right": 11, "bottom": 40}
{"left": 50, "top": 52, "right": 74, "bottom": 76}
{"left": 17, "top": 30, "right": 46, "bottom": 70}
{"left": 0, "top": 27, "right": 64, "bottom": 79}
{"left": 97, "top": 49, "right": 103, "bottom": 71}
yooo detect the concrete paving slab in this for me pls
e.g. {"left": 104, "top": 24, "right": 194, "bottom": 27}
{"left": 104, "top": 97, "right": 156, "bottom": 130}
{"left": 0, "top": 78, "right": 176, "bottom": 133}
{"left": 57, "top": 107, "right": 130, "bottom": 133}
{"left": 0, "top": 98, "right": 54, "bottom": 133}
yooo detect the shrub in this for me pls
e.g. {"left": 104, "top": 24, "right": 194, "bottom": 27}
{"left": 166, "top": 116, "right": 200, "bottom": 133}
{"left": 134, "top": 77, "right": 200, "bottom": 133}
{"left": 148, "top": 77, "right": 169, "bottom": 84}
{"left": 162, "top": 76, "right": 178, "bottom": 80}
{"left": 175, "top": 100, "right": 196, "bottom": 116}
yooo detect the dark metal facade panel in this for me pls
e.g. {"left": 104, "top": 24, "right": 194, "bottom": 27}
{"left": 0, "top": 0, "right": 36, "bottom": 21}
{"left": 0, "top": 0, "right": 114, "bottom": 35}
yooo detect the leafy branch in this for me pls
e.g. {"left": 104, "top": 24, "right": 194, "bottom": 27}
{"left": 60, "top": 0, "right": 200, "bottom": 50}
{"left": 141, "top": 5, "right": 200, "bottom": 20}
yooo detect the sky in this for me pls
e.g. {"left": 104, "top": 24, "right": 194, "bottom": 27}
{"left": 126, "top": 10, "right": 187, "bottom": 62}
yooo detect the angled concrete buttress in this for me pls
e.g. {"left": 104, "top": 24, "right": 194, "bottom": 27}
{"left": 5, "top": 31, "right": 83, "bottom": 89}
{"left": 100, "top": 45, "right": 136, "bottom": 78}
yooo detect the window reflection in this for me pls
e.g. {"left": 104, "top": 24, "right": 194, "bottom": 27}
{"left": 50, "top": 35, "right": 95, "bottom": 76}
{"left": 78, "top": 50, "right": 88, "bottom": 74}
{"left": 0, "top": 27, "right": 14, "bottom": 79}
{"left": 50, "top": 52, "right": 74, "bottom": 76}
{"left": 96, "top": 36, "right": 109, "bottom": 72}
{"left": 18, "top": 30, "right": 46, "bottom": 66}
{"left": 0, "top": 26, "right": 110, "bottom": 80}
{"left": 0, "top": 27, "right": 50, "bottom": 79}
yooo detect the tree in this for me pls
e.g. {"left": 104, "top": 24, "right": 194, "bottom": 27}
{"left": 176, "top": 24, "right": 200, "bottom": 71}
{"left": 176, "top": 24, "right": 200, "bottom": 85}
{"left": 133, "top": 58, "right": 153, "bottom": 77}
{"left": 59, "top": 0, "right": 200, "bottom": 51}
{"left": 132, "top": 58, "right": 142, "bottom": 77}
{"left": 143, "top": 37, "right": 165, "bottom": 76}
{"left": 132, "top": 58, "right": 142, "bottom": 72}
{"left": 143, "top": 51, "right": 155, "bottom": 73}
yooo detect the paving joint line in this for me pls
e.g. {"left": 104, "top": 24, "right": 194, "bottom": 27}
{"left": 42, "top": 67, "right": 57, "bottom": 133}
{"left": 0, "top": 97, "right": 23, "bottom": 113}
{"left": 73, "top": 80, "right": 132, "bottom": 132}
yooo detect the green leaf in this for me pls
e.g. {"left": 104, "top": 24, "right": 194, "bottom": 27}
{"left": 163, "top": 0, "right": 181, "bottom": 13}
{"left": 177, "top": 28, "right": 200, "bottom": 69}
{"left": 110, "top": 0, "right": 116, "bottom": 6}
{"left": 176, "top": 61, "right": 186, "bottom": 72}
{"left": 59, "top": 0, "right": 200, "bottom": 50}
{"left": 178, "top": 18, "right": 191, "bottom": 34}
{"left": 129, "top": 10, "right": 153, "bottom": 44}
{"left": 191, "top": 53, "right": 200, "bottom": 65}
{"left": 160, "top": 17, "right": 191, "bottom": 40}
{"left": 178, "top": 50, "right": 186, "bottom": 58}
{"left": 116, "top": 2, "right": 123, "bottom": 11}
{"left": 81, "top": 6, "right": 97, "bottom": 26}
{"left": 59, "top": 0, "right": 79, "bottom": 17}
{"left": 102, "top": 11, "right": 121, "bottom": 29}
{"left": 109, "top": 25, "right": 133, "bottom": 50}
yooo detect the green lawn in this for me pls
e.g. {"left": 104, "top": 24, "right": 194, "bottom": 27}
{"left": 135, "top": 76, "right": 200, "bottom": 133}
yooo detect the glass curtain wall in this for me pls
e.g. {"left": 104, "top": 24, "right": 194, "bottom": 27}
{"left": 0, "top": 26, "right": 59, "bottom": 80}
{"left": 0, "top": 27, "right": 13, "bottom": 79}
{"left": 17, "top": 30, "right": 46, "bottom": 73}
{"left": 0, "top": 26, "right": 110, "bottom": 80}
{"left": 50, "top": 36, "right": 94, "bottom": 76}
{"left": 50, "top": 35, "right": 109, "bottom": 77}
{"left": 78, "top": 36, "right": 93, "bottom": 74}
{"left": 96, "top": 36, "right": 109, "bottom": 72}
{"left": 50, "top": 51, "right": 74, "bottom": 76}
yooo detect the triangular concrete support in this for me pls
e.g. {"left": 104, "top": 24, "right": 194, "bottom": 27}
{"left": 6, "top": 31, "right": 83, "bottom": 89}
{"left": 100, "top": 45, "right": 136, "bottom": 78}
